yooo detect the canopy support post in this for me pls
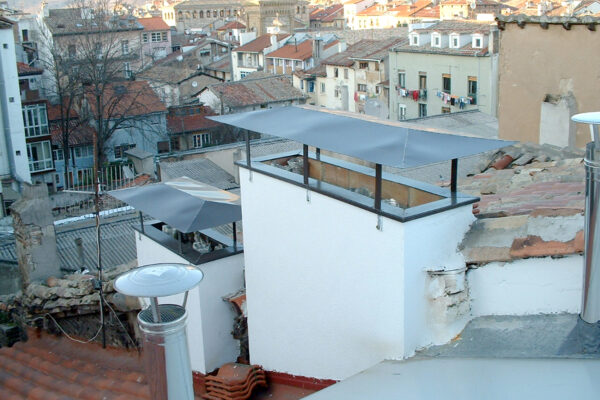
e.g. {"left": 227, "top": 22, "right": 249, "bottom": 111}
{"left": 139, "top": 211, "right": 144, "bottom": 234}
{"left": 303, "top": 144, "right": 309, "bottom": 186}
{"left": 451, "top": 158, "right": 458, "bottom": 195}
{"left": 374, "top": 163, "right": 382, "bottom": 210}
{"left": 232, "top": 221, "right": 237, "bottom": 250}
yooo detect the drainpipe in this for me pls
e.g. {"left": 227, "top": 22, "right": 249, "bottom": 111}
{"left": 572, "top": 112, "right": 600, "bottom": 352}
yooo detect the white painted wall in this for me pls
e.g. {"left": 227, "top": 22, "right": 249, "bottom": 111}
{"left": 468, "top": 255, "right": 583, "bottom": 317}
{"left": 0, "top": 26, "right": 31, "bottom": 183}
{"left": 240, "top": 168, "right": 475, "bottom": 380}
{"left": 136, "top": 232, "right": 245, "bottom": 374}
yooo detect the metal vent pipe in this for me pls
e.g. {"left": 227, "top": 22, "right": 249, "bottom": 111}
{"left": 572, "top": 113, "right": 600, "bottom": 352}
{"left": 114, "top": 263, "right": 204, "bottom": 399}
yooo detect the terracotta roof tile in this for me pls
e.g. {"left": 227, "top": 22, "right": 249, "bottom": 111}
{"left": 266, "top": 40, "right": 313, "bottom": 61}
{"left": 167, "top": 105, "right": 221, "bottom": 134}
{"left": 85, "top": 80, "right": 167, "bottom": 119}
{"left": 217, "top": 20, "right": 246, "bottom": 30}
{"left": 16, "top": 62, "right": 43, "bottom": 76}
{"left": 138, "top": 16, "right": 169, "bottom": 31}
{"left": 234, "top": 33, "right": 290, "bottom": 53}
{"left": 323, "top": 38, "right": 407, "bottom": 66}
{"left": 47, "top": 100, "right": 79, "bottom": 121}
{"left": 310, "top": 4, "right": 344, "bottom": 22}
{"left": 50, "top": 122, "right": 96, "bottom": 146}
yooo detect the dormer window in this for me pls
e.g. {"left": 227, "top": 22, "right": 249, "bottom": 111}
{"left": 431, "top": 32, "right": 441, "bottom": 48}
{"left": 450, "top": 34, "right": 460, "bottom": 49}
{"left": 472, "top": 34, "right": 483, "bottom": 49}
{"left": 410, "top": 33, "right": 419, "bottom": 46}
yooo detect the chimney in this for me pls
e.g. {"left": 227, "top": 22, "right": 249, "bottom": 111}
{"left": 312, "top": 37, "right": 323, "bottom": 62}
{"left": 40, "top": 1, "right": 49, "bottom": 18}
{"left": 270, "top": 33, "right": 277, "bottom": 48}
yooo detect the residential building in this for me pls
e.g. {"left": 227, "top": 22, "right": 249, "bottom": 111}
{"left": 309, "top": 38, "right": 406, "bottom": 113}
{"left": 343, "top": 0, "right": 375, "bottom": 30}
{"left": 166, "top": 104, "right": 224, "bottom": 152}
{"left": 39, "top": 8, "right": 145, "bottom": 89}
{"left": 83, "top": 80, "right": 169, "bottom": 161}
{"left": 292, "top": 64, "right": 326, "bottom": 105}
{"left": 265, "top": 34, "right": 340, "bottom": 75}
{"left": 439, "top": 0, "right": 512, "bottom": 20}
{"left": 138, "top": 49, "right": 223, "bottom": 107}
{"left": 496, "top": 15, "right": 600, "bottom": 148}
{"left": 354, "top": 2, "right": 396, "bottom": 29}
{"left": 203, "top": 55, "right": 233, "bottom": 81}
{"left": 197, "top": 74, "right": 306, "bottom": 114}
{"left": 216, "top": 20, "right": 247, "bottom": 42}
{"left": 389, "top": 21, "right": 498, "bottom": 121}
{"left": 243, "top": 0, "right": 309, "bottom": 35}
{"left": 17, "top": 63, "right": 55, "bottom": 187}
{"left": 309, "top": 4, "right": 344, "bottom": 30}
{"left": 231, "top": 33, "right": 290, "bottom": 80}
{"left": 0, "top": 16, "right": 31, "bottom": 216}
{"left": 138, "top": 16, "right": 173, "bottom": 67}
{"left": 387, "top": 0, "right": 437, "bottom": 26}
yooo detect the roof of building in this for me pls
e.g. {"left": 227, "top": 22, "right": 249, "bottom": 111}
{"left": 294, "top": 63, "right": 327, "bottom": 79}
{"left": 266, "top": 39, "right": 314, "bottom": 61}
{"left": 44, "top": 8, "right": 144, "bottom": 36}
{"left": 0, "top": 15, "right": 14, "bottom": 28}
{"left": 137, "top": 16, "right": 169, "bottom": 31}
{"left": 167, "top": 105, "right": 221, "bottom": 134}
{"left": 50, "top": 121, "right": 96, "bottom": 146}
{"left": 85, "top": 80, "right": 167, "bottom": 118}
{"left": 496, "top": 13, "right": 600, "bottom": 24}
{"left": 202, "top": 75, "right": 306, "bottom": 108}
{"left": 233, "top": 33, "right": 290, "bottom": 53}
{"left": 413, "top": 20, "right": 494, "bottom": 34}
{"left": 159, "top": 158, "right": 238, "bottom": 190}
{"left": 205, "top": 55, "right": 231, "bottom": 72}
{"left": 389, "top": 0, "right": 434, "bottom": 18}
{"left": 411, "top": 3, "right": 440, "bottom": 17}
{"left": 217, "top": 20, "right": 246, "bottom": 30}
{"left": 357, "top": 4, "right": 387, "bottom": 16}
{"left": 323, "top": 38, "right": 407, "bottom": 66}
{"left": 139, "top": 52, "right": 222, "bottom": 85}
{"left": 47, "top": 101, "right": 79, "bottom": 122}
{"left": 16, "top": 62, "right": 43, "bottom": 76}
{"left": 0, "top": 213, "right": 142, "bottom": 271}
{"left": 310, "top": 4, "right": 344, "bottom": 22}
{"left": 405, "top": 110, "right": 498, "bottom": 140}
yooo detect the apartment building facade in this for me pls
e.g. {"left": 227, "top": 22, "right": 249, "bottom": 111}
{"left": 388, "top": 21, "right": 498, "bottom": 121}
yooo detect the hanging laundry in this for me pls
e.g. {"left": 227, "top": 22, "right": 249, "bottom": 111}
{"left": 450, "top": 97, "right": 456, "bottom": 106}
{"left": 412, "top": 90, "right": 419, "bottom": 101}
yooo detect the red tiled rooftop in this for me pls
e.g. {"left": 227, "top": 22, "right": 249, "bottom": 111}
{"left": 17, "top": 62, "right": 43, "bottom": 76}
{"left": 47, "top": 100, "right": 79, "bottom": 121}
{"left": 217, "top": 20, "right": 246, "bottom": 30}
{"left": 266, "top": 40, "right": 313, "bottom": 61}
{"left": 167, "top": 106, "right": 221, "bottom": 134}
{"left": 50, "top": 122, "right": 96, "bottom": 146}
{"left": 85, "top": 80, "right": 167, "bottom": 119}
{"left": 138, "top": 16, "right": 169, "bottom": 31}
{"left": 234, "top": 34, "right": 290, "bottom": 53}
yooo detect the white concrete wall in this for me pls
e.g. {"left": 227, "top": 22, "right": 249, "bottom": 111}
{"left": 468, "top": 255, "right": 583, "bottom": 317}
{"left": 0, "top": 27, "right": 31, "bottom": 183}
{"left": 136, "top": 232, "right": 245, "bottom": 374}
{"left": 241, "top": 169, "right": 406, "bottom": 380}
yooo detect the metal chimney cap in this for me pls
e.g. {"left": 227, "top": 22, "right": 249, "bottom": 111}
{"left": 114, "top": 263, "right": 203, "bottom": 298}
{"left": 572, "top": 112, "right": 600, "bottom": 125}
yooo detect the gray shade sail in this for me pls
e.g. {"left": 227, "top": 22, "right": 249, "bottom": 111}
{"left": 209, "top": 107, "right": 515, "bottom": 169}
{"left": 109, "top": 177, "right": 242, "bottom": 233}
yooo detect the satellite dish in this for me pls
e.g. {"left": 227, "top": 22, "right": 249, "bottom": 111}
{"left": 364, "top": 99, "right": 389, "bottom": 120}
{"left": 192, "top": 81, "right": 198, "bottom": 87}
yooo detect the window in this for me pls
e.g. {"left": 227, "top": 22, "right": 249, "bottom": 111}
{"left": 193, "top": 133, "right": 211, "bottom": 148}
{"left": 74, "top": 146, "right": 93, "bottom": 158}
{"left": 334, "top": 88, "right": 340, "bottom": 98}
{"left": 419, "top": 73, "right": 427, "bottom": 90}
{"left": 162, "top": 32, "right": 168, "bottom": 41}
{"left": 240, "top": 71, "right": 248, "bottom": 78}
{"left": 419, "top": 103, "right": 427, "bottom": 118}
{"left": 398, "top": 104, "right": 406, "bottom": 121}
{"left": 442, "top": 73, "right": 451, "bottom": 92}
{"left": 344, "top": 69, "right": 348, "bottom": 79}
{"left": 151, "top": 32, "right": 164, "bottom": 42}
{"left": 442, "top": 107, "right": 451, "bottom": 114}
{"left": 22, "top": 29, "right": 28, "bottom": 42}
{"left": 114, "top": 144, "right": 136, "bottom": 159}
{"left": 472, "top": 35, "right": 483, "bottom": 49}
{"left": 27, "top": 141, "right": 53, "bottom": 172}
{"left": 121, "top": 40, "right": 129, "bottom": 55}
{"left": 22, "top": 104, "right": 49, "bottom": 138}
{"left": 124, "top": 62, "right": 132, "bottom": 78}
{"left": 398, "top": 71, "right": 405, "bottom": 88}
{"left": 157, "top": 141, "right": 170, "bottom": 153}
{"left": 199, "top": 10, "right": 204, "bottom": 18}
{"left": 320, "top": 82, "right": 326, "bottom": 93}
{"left": 170, "top": 137, "right": 180, "bottom": 151}
{"left": 375, "top": 85, "right": 380, "bottom": 95}
{"left": 68, "top": 44, "right": 76, "bottom": 58}
{"left": 432, "top": 33, "right": 440, "bottom": 47}
{"left": 142, "top": 33, "right": 149, "bottom": 43}
{"left": 308, "top": 81, "right": 315, "bottom": 93}
{"left": 468, "top": 76, "right": 477, "bottom": 104}
{"left": 334, "top": 68, "right": 338, "bottom": 78}
{"left": 300, "top": 80, "right": 304, "bottom": 90}
{"left": 359, "top": 62, "right": 368, "bottom": 69}
{"left": 410, "top": 33, "right": 419, "bottom": 46}
{"left": 53, "top": 149, "right": 64, "bottom": 161}
{"left": 450, "top": 34, "right": 459, "bottom": 48}
{"left": 357, "top": 84, "right": 367, "bottom": 92}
